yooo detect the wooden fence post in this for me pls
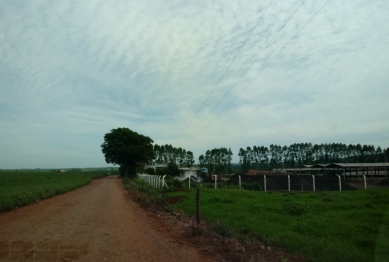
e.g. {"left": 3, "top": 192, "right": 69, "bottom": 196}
{"left": 196, "top": 188, "right": 200, "bottom": 224}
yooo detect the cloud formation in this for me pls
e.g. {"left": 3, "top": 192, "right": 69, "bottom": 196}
{"left": 0, "top": 0, "right": 388, "bottom": 168}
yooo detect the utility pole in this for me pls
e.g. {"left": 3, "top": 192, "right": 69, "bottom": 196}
{"left": 165, "top": 153, "right": 168, "bottom": 175}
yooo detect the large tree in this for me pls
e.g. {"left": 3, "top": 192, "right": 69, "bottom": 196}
{"left": 101, "top": 127, "right": 155, "bottom": 177}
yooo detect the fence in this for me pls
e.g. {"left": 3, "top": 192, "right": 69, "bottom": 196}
{"left": 137, "top": 173, "right": 371, "bottom": 192}
{"left": 237, "top": 174, "right": 368, "bottom": 192}
{"left": 137, "top": 174, "right": 168, "bottom": 189}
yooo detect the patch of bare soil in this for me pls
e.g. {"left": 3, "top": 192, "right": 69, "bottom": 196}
{"left": 172, "top": 188, "right": 189, "bottom": 193}
{"left": 167, "top": 196, "right": 188, "bottom": 204}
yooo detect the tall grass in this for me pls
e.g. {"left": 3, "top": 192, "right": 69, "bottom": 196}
{"left": 123, "top": 178, "right": 173, "bottom": 212}
{"left": 0, "top": 171, "right": 107, "bottom": 212}
{"left": 172, "top": 188, "right": 389, "bottom": 262}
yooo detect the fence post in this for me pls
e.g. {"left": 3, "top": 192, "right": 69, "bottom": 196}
{"left": 363, "top": 175, "right": 367, "bottom": 189}
{"left": 189, "top": 175, "right": 191, "bottom": 189}
{"left": 337, "top": 175, "right": 342, "bottom": 191}
{"left": 264, "top": 175, "right": 266, "bottom": 192}
{"left": 312, "top": 175, "right": 315, "bottom": 192}
{"left": 239, "top": 175, "right": 241, "bottom": 190}
{"left": 196, "top": 188, "right": 200, "bottom": 224}
{"left": 214, "top": 175, "right": 217, "bottom": 189}
{"left": 288, "top": 175, "right": 290, "bottom": 191}
{"left": 162, "top": 175, "right": 167, "bottom": 189}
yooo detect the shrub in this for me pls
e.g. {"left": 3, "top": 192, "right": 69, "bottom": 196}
{"left": 146, "top": 168, "right": 155, "bottom": 175}
{"left": 164, "top": 176, "right": 184, "bottom": 190}
{"left": 209, "top": 219, "right": 232, "bottom": 238}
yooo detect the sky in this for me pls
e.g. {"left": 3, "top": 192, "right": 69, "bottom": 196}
{"left": 0, "top": 0, "right": 388, "bottom": 169}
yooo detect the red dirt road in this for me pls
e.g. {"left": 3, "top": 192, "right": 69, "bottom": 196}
{"left": 0, "top": 176, "right": 214, "bottom": 262}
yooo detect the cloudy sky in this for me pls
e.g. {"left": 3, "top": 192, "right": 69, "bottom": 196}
{"left": 1, "top": 0, "right": 388, "bottom": 169}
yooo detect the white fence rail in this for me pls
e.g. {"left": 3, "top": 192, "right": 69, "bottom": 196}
{"left": 137, "top": 174, "right": 168, "bottom": 189}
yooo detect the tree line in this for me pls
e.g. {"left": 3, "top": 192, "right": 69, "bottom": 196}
{"left": 101, "top": 128, "right": 389, "bottom": 177}
{"left": 238, "top": 143, "right": 389, "bottom": 171}
{"left": 198, "top": 148, "right": 233, "bottom": 174}
{"left": 151, "top": 144, "right": 195, "bottom": 167}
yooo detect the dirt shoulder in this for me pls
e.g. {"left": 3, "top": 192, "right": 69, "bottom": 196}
{"left": 0, "top": 176, "right": 215, "bottom": 262}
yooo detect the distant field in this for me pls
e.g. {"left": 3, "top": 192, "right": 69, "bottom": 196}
{"left": 171, "top": 188, "right": 389, "bottom": 262}
{"left": 0, "top": 171, "right": 107, "bottom": 212}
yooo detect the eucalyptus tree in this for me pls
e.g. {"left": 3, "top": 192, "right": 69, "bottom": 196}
{"left": 199, "top": 147, "right": 233, "bottom": 174}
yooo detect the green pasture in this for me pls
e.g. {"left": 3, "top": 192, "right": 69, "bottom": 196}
{"left": 0, "top": 171, "right": 107, "bottom": 212}
{"left": 171, "top": 188, "right": 389, "bottom": 262}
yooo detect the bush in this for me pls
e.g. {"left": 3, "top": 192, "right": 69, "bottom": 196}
{"left": 241, "top": 182, "right": 262, "bottom": 191}
{"left": 167, "top": 162, "right": 180, "bottom": 177}
{"left": 146, "top": 168, "right": 155, "bottom": 175}
{"left": 209, "top": 219, "right": 232, "bottom": 238}
{"left": 156, "top": 168, "right": 166, "bottom": 176}
{"left": 164, "top": 176, "right": 184, "bottom": 190}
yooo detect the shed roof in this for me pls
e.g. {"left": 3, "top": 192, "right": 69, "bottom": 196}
{"left": 328, "top": 163, "right": 389, "bottom": 168}
{"left": 283, "top": 168, "right": 323, "bottom": 171}
{"left": 309, "top": 164, "right": 332, "bottom": 168}
{"left": 147, "top": 164, "right": 167, "bottom": 168}
{"left": 180, "top": 167, "right": 201, "bottom": 171}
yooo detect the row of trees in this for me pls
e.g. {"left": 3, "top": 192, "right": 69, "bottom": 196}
{"left": 151, "top": 144, "right": 195, "bottom": 167}
{"left": 238, "top": 143, "right": 389, "bottom": 171}
{"left": 101, "top": 128, "right": 195, "bottom": 177}
{"left": 198, "top": 148, "right": 233, "bottom": 174}
{"left": 101, "top": 128, "right": 389, "bottom": 176}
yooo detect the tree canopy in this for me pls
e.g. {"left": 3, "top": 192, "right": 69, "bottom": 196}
{"left": 151, "top": 144, "right": 195, "bottom": 167}
{"left": 198, "top": 147, "right": 233, "bottom": 174}
{"left": 101, "top": 127, "right": 155, "bottom": 176}
{"left": 238, "top": 143, "right": 389, "bottom": 171}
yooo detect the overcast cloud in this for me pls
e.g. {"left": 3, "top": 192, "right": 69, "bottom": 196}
{"left": 1, "top": 0, "right": 388, "bottom": 169}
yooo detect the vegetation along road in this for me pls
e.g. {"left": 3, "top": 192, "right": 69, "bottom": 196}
{"left": 0, "top": 176, "right": 214, "bottom": 262}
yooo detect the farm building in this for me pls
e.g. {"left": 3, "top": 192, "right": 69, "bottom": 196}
{"left": 179, "top": 167, "right": 200, "bottom": 179}
{"left": 278, "top": 163, "right": 389, "bottom": 180}
{"left": 146, "top": 164, "right": 167, "bottom": 174}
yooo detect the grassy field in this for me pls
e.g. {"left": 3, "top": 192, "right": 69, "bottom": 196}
{"left": 170, "top": 188, "right": 389, "bottom": 262}
{"left": 0, "top": 171, "right": 107, "bottom": 212}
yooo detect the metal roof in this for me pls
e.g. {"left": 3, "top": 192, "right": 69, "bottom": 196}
{"left": 283, "top": 168, "right": 323, "bottom": 171}
{"left": 328, "top": 163, "right": 389, "bottom": 168}
{"left": 146, "top": 164, "right": 167, "bottom": 168}
{"left": 180, "top": 167, "right": 201, "bottom": 171}
{"left": 309, "top": 164, "right": 332, "bottom": 168}
{"left": 306, "top": 163, "right": 389, "bottom": 168}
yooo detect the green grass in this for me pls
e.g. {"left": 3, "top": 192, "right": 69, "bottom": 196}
{"left": 0, "top": 171, "right": 108, "bottom": 212}
{"left": 172, "top": 188, "right": 389, "bottom": 262}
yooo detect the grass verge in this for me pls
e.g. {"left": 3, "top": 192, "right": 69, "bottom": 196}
{"left": 0, "top": 171, "right": 107, "bottom": 212}
{"left": 123, "top": 178, "right": 173, "bottom": 212}
{"left": 171, "top": 188, "right": 389, "bottom": 262}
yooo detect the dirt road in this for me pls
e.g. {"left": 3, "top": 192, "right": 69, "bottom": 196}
{"left": 0, "top": 176, "right": 214, "bottom": 262}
